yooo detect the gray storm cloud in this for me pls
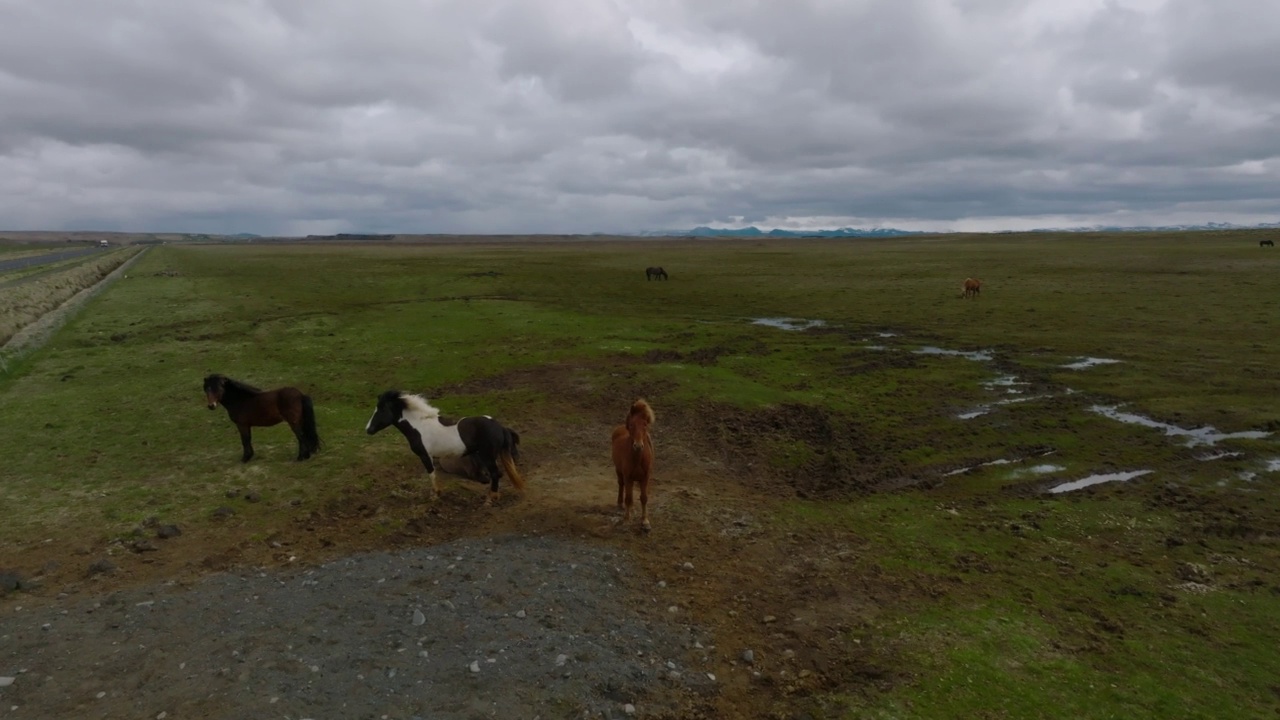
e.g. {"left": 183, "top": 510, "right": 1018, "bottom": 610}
{"left": 0, "top": 0, "right": 1277, "bottom": 234}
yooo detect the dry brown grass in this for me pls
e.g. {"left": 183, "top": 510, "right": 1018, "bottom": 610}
{"left": 0, "top": 249, "right": 140, "bottom": 345}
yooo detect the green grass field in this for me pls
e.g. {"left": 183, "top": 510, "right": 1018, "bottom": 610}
{"left": 1, "top": 233, "right": 1279, "bottom": 717}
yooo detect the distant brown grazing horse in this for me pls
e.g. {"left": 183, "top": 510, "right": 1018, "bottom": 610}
{"left": 962, "top": 277, "right": 982, "bottom": 299}
{"left": 645, "top": 266, "right": 668, "bottom": 281}
{"left": 611, "top": 398, "right": 655, "bottom": 531}
{"left": 1262, "top": 239, "right": 1275, "bottom": 248}
{"left": 203, "top": 374, "right": 321, "bottom": 462}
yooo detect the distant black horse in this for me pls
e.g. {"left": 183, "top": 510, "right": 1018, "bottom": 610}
{"left": 1261, "top": 239, "right": 1275, "bottom": 247}
{"left": 365, "top": 391, "right": 525, "bottom": 506}
{"left": 203, "top": 374, "right": 321, "bottom": 462}
{"left": 646, "top": 266, "right": 668, "bottom": 281}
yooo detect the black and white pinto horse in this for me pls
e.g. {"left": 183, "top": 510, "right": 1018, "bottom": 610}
{"left": 365, "top": 391, "right": 525, "bottom": 506}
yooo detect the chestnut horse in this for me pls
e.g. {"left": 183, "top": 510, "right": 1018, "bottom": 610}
{"left": 611, "top": 398, "right": 655, "bottom": 531}
{"left": 962, "top": 277, "right": 982, "bottom": 299}
{"left": 203, "top": 374, "right": 321, "bottom": 462}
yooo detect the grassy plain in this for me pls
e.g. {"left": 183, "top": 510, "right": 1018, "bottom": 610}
{"left": 1, "top": 232, "right": 1279, "bottom": 717}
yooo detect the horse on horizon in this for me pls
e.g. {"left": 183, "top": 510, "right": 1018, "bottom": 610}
{"left": 203, "top": 374, "right": 321, "bottom": 463}
{"left": 364, "top": 391, "right": 524, "bottom": 507}
{"left": 611, "top": 398, "right": 655, "bottom": 532}
{"left": 1261, "top": 239, "right": 1275, "bottom": 248}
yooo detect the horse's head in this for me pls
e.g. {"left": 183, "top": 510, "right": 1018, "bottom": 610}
{"left": 365, "top": 390, "right": 406, "bottom": 435}
{"left": 202, "top": 374, "right": 226, "bottom": 410}
{"left": 626, "top": 398, "right": 655, "bottom": 451}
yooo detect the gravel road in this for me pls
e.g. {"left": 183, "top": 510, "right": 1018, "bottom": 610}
{"left": 0, "top": 535, "right": 717, "bottom": 719}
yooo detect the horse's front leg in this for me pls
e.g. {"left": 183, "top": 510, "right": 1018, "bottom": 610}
{"left": 415, "top": 452, "right": 439, "bottom": 499}
{"left": 237, "top": 424, "right": 254, "bottom": 463}
{"left": 639, "top": 475, "right": 651, "bottom": 532}
{"left": 616, "top": 469, "right": 625, "bottom": 514}
{"left": 623, "top": 476, "right": 635, "bottom": 523}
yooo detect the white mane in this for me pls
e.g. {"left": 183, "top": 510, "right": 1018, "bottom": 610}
{"left": 401, "top": 393, "right": 441, "bottom": 419}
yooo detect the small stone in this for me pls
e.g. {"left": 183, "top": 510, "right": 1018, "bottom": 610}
{"left": 763, "top": 615, "right": 777, "bottom": 624}
{"left": 742, "top": 649, "right": 755, "bottom": 664}
{"left": 87, "top": 559, "right": 116, "bottom": 576}
{"left": 0, "top": 677, "right": 14, "bottom": 688}
{"left": 0, "top": 572, "right": 22, "bottom": 594}
{"left": 667, "top": 605, "right": 679, "bottom": 613}
{"left": 799, "top": 669, "right": 812, "bottom": 678}
{"left": 132, "top": 540, "right": 159, "bottom": 553}
{"left": 442, "top": 600, "right": 455, "bottom": 611}
{"left": 157, "top": 713, "right": 168, "bottom": 719}
{"left": 156, "top": 525, "right": 182, "bottom": 539}
{"left": 419, "top": 651, "right": 429, "bottom": 659}
{"left": 515, "top": 610, "right": 526, "bottom": 618}
{"left": 682, "top": 562, "right": 694, "bottom": 571}
{"left": 469, "top": 661, "right": 480, "bottom": 673}
{"left": 555, "top": 654, "right": 568, "bottom": 667}
{"left": 657, "top": 580, "right": 666, "bottom": 588}
{"left": 783, "top": 649, "right": 796, "bottom": 659}
{"left": 211, "top": 507, "right": 235, "bottom": 520}
{"left": 96, "top": 691, "right": 106, "bottom": 699}
{"left": 707, "top": 673, "right": 716, "bottom": 682}
{"left": 624, "top": 704, "right": 636, "bottom": 715}
{"left": 412, "top": 609, "right": 426, "bottom": 626}
{"left": 666, "top": 661, "right": 677, "bottom": 670}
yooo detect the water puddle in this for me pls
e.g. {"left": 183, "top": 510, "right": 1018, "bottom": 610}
{"left": 876, "top": 332, "right": 897, "bottom": 338}
{"left": 984, "top": 375, "right": 1029, "bottom": 394}
{"left": 1048, "top": 470, "right": 1153, "bottom": 494}
{"left": 860, "top": 344, "right": 887, "bottom": 351}
{"left": 1266, "top": 459, "right": 1280, "bottom": 472}
{"left": 1198, "top": 451, "right": 1243, "bottom": 461}
{"left": 751, "top": 317, "right": 826, "bottom": 331}
{"left": 915, "top": 346, "right": 994, "bottom": 362}
{"left": 957, "top": 394, "right": 1054, "bottom": 420}
{"left": 1024, "top": 464, "right": 1065, "bottom": 475}
{"left": 1090, "top": 405, "right": 1272, "bottom": 447}
{"left": 944, "top": 451, "right": 1057, "bottom": 477}
{"left": 1063, "top": 357, "right": 1122, "bottom": 370}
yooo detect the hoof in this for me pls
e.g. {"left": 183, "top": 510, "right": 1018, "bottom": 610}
{"left": 642, "top": 522, "right": 652, "bottom": 533}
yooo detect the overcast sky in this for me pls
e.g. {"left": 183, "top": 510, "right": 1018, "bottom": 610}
{"left": 1, "top": 0, "right": 1278, "bottom": 235}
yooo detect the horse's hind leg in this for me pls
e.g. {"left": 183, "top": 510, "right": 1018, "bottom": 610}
{"left": 237, "top": 424, "right": 254, "bottom": 463}
{"left": 288, "top": 420, "right": 309, "bottom": 461}
{"left": 616, "top": 469, "right": 625, "bottom": 514}
{"left": 481, "top": 455, "right": 502, "bottom": 507}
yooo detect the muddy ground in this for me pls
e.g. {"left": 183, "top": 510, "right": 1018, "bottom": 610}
{"left": 0, "top": 360, "right": 903, "bottom": 719}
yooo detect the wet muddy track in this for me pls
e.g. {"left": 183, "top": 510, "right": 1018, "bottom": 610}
{"left": 0, "top": 247, "right": 105, "bottom": 274}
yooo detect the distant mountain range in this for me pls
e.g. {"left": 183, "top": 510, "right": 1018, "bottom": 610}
{"left": 637, "top": 226, "right": 926, "bottom": 238}
{"left": 635, "top": 222, "right": 1280, "bottom": 237}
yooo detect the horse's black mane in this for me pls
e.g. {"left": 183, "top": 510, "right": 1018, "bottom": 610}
{"left": 220, "top": 376, "right": 263, "bottom": 396}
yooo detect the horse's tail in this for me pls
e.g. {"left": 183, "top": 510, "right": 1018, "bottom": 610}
{"left": 301, "top": 394, "right": 322, "bottom": 454}
{"left": 499, "top": 450, "right": 525, "bottom": 491}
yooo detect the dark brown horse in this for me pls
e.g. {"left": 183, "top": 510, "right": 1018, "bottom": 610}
{"left": 645, "top": 266, "right": 668, "bottom": 281}
{"left": 1261, "top": 239, "right": 1275, "bottom": 248}
{"left": 962, "top": 277, "right": 982, "bottom": 299}
{"left": 611, "top": 398, "right": 655, "bottom": 531}
{"left": 203, "top": 374, "right": 321, "bottom": 462}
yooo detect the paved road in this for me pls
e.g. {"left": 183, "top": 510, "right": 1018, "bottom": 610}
{"left": 0, "top": 246, "right": 104, "bottom": 274}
